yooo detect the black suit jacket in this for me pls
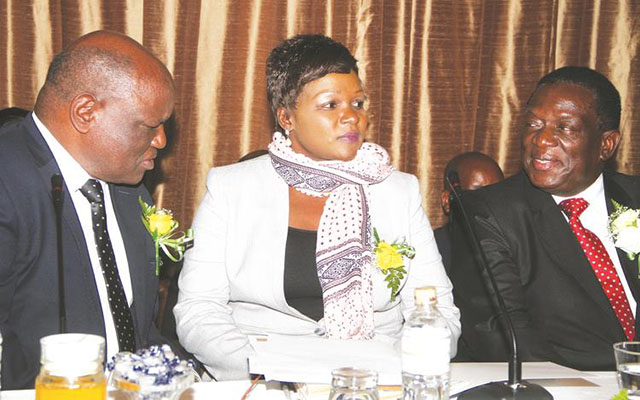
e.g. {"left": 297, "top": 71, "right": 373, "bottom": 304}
{"left": 436, "top": 220, "right": 495, "bottom": 362}
{"left": 0, "top": 115, "right": 165, "bottom": 388}
{"left": 433, "top": 224, "right": 452, "bottom": 275}
{"left": 452, "top": 171, "right": 640, "bottom": 370}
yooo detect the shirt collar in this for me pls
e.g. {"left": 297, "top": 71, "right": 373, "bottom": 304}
{"left": 551, "top": 173, "right": 604, "bottom": 206}
{"left": 32, "top": 112, "right": 100, "bottom": 193}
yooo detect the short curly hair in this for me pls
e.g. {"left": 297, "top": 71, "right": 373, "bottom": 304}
{"left": 266, "top": 34, "right": 358, "bottom": 131}
{"left": 529, "top": 66, "right": 621, "bottom": 132}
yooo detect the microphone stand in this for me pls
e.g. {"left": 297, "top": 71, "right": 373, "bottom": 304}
{"left": 51, "top": 174, "right": 66, "bottom": 334}
{"left": 446, "top": 172, "right": 552, "bottom": 399}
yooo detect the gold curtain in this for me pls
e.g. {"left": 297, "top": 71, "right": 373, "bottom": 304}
{"left": 1, "top": 0, "right": 639, "bottom": 229}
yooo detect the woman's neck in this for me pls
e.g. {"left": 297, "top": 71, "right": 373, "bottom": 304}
{"left": 288, "top": 186, "right": 327, "bottom": 230}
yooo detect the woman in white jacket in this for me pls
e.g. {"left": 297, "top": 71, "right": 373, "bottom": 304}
{"left": 174, "top": 34, "right": 460, "bottom": 380}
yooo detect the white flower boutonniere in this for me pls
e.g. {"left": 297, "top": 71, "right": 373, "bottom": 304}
{"left": 139, "top": 197, "right": 194, "bottom": 275}
{"left": 373, "top": 227, "right": 416, "bottom": 301}
{"left": 608, "top": 199, "right": 640, "bottom": 276}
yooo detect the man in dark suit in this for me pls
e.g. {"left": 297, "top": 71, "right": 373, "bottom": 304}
{"left": 0, "top": 31, "right": 175, "bottom": 388}
{"left": 453, "top": 66, "right": 637, "bottom": 370}
{"left": 435, "top": 152, "right": 504, "bottom": 274}
{"left": 433, "top": 152, "right": 503, "bottom": 361}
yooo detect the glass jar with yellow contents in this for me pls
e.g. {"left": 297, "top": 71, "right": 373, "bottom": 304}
{"left": 35, "top": 333, "right": 107, "bottom": 400}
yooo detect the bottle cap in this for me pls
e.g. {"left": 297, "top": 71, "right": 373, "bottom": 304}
{"left": 40, "top": 333, "right": 105, "bottom": 376}
{"left": 414, "top": 286, "right": 437, "bottom": 306}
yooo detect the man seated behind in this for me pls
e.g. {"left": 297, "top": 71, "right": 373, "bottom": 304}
{"left": 433, "top": 152, "right": 504, "bottom": 360}
{"left": 453, "top": 66, "right": 637, "bottom": 370}
{"left": 435, "top": 151, "right": 504, "bottom": 274}
{"left": 0, "top": 30, "right": 175, "bottom": 388}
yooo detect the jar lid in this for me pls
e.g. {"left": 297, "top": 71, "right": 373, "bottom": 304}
{"left": 40, "top": 333, "right": 105, "bottom": 376}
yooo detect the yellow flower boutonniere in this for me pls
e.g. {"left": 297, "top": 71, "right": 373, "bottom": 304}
{"left": 139, "top": 197, "right": 194, "bottom": 275}
{"left": 373, "top": 227, "right": 416, "bottom": 301}
{"left": 611, "top": 389, "right": 628, "bottom": 400}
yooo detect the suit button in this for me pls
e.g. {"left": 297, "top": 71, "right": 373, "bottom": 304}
{"left": 314, "top": 327, "right": 326, "bottom": 336}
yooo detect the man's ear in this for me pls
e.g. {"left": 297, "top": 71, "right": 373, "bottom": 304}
{"left": 441, "top": 190, "right": 451, "bottom": 216}
{"left": 276, "top": 107, "right": 293, "bottom": 132}
{"left": 600, "top": 129, "right": 621, "bottom": 161}
{"left": 69, "top": 93, "right": 98, "bottom": 134}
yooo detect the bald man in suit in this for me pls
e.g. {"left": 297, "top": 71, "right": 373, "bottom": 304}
{"left": 0, "top": 31, "right": 175, "bottom": 388}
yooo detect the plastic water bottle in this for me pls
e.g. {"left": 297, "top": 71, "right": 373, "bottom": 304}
{"left": 401, "top": 286, "right": 451, "bottom": 400}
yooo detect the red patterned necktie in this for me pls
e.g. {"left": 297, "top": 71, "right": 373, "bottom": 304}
{"left": 560, "top": 197, "right": 636, "bottom": 340}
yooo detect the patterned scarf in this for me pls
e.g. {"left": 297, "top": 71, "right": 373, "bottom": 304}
{"left": 268, "top": 132, "right": 394, "bottom": 339}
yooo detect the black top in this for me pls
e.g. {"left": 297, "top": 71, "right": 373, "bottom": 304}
{"left": 283, "top": 227, "right": 324, "bottom": 321}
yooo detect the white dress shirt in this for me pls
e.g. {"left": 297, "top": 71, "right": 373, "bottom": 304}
{"left": 553, "top": 174, "right": 637, "bottom": 316}
{"left": 33, "top": 113, "right": 133, "bottom": 360}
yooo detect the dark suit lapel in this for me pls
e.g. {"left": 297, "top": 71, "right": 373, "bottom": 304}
{"left": 109, "top": 184, "right": 155, "bottom": 346}
{"left": 524, "top": 175, "right": 623, "bottom": 337}
{"left": 605, "top": 175, "right": 638, "bottom": 278}
{"left": 604, "top": 174, "right": 640, "bottom": 336}
{"left": 26, "top": 116, "right": 86, "bottom": 255}
{"left": 26, "top": 116, "right": 103, "bottom": 328}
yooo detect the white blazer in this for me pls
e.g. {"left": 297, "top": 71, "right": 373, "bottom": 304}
{"left": 174, "top": 155, "right": 460, "bottom": 380}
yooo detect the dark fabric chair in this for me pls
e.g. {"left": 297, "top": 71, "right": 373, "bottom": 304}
{"left": 0, "top": 107, "right": 29, "bottom": 130}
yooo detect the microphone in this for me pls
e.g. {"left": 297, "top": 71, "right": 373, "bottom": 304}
{"left": 447, "top": 171, "right": 462, "bottom": 198}
{"left": 51, "top": 175, "right": 64, "bottom": 208}
{"left": 447, "top": 172, "right": 463, "bottom": 221}
{"left": 446, "top": 175, "right": 552, "bottom": 399}
{"left": 51, "top": 174, "right": 66, "bottom": 334}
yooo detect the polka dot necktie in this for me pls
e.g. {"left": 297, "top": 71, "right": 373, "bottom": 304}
{"left": 560, "top": 197, "right": 636, "bottom": 340}
{"left": 80, "top": 179, "right": 136, "bottom": 352}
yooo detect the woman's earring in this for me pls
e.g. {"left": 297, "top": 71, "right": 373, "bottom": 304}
{"left": 283, "top": 129, "right": 292, "bottom": 147}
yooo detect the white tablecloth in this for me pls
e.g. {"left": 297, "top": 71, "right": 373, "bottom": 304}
{"left": 0, "top": 364, "right": 619, "bottom": 400}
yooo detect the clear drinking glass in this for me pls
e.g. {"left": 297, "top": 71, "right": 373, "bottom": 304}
{"left": 614, "top": 342, "right": 640, "bottom": 399}
{"left": 328, "top": 367, "right": 379, "bottom": 400}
